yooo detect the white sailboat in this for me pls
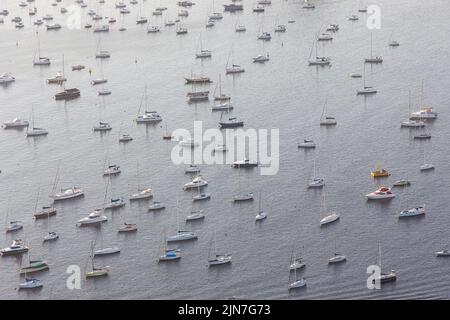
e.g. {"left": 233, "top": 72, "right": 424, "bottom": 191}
{"left": 356, "top": 63, "right": 377, "bottom": 95}
{"left": 85, "top": 241, "right": 110, "bottom": 278}
{"left": 319, "top": 188, "right": 340, "bottom": 226}
{"left": 319, "top": 100, "right": 337, "bottom": 126}
{"left": 129, "top": 162, "right": 153, "bottom": 200}
{"left": 195, "top": 33, "right": 211, "bottom": 59}
{"left": 308, "top": 37, "right": 330, "bottom": 66}
{"left": 26, "top": 104, "right": 48, "bottom": 137}
{"left": 208, "top": 229, "right": 232, "bottom": 266}
{"left": 308, "top": 159, "right": 324, "bottom": 188}
{"left": 255, "top": 191, "right": 267, "bottom": 221}
{"left": 365, "top": 33, "right": 383, "bottom": 63}
{"left": 33, "top": 32, "right": 50, "bottom": 66}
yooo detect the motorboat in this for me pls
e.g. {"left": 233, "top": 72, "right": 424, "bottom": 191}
{"left": 136, "top": 111, "right": 162, "bottom": 123}
{"left": 436, "top": 250, "right": 450, "bottom": 257}
{"left": 26, "top": 127, "right": 48, "bottom": 137}
{"left": 298, "top": 140, "right": 316, "bottom": 149}
{"left": 195, "top": 50, "right": 212, "bottom": 59}
{"left": 401, "top": 119, "right": 426, "bottom": 128}
{"left": 3, "top": 117, "right": 29, "bottom": 128}
{"left": 185, "top": 165, "right": 201, "bottom": 174}
{"left": 1, "top": 239, "right": 29, "bottom": 256}
{"left": 34, "top": 206, "right": 57, "bottom": 219}
{"left": 167, "top": 230, "right": 197, "bottom": 242}
{"left": 147, "top": 26, "right": 160, "bottom": 33}
{"left": 96, "top": 50, "right": 111, "bottom": 59}
{"left": 187, "top": 91, "right": 209, "bottom": 102}
{"left": 0, "top": 73, "right": 15, "bottom": 84}
{"left": 392, "top": 179, "right": 410, "bottom": 187}
{"left": 399, "top": 205, "right": 425, "bottom": 218}
{"left": 366, "top": 187, "right": 395, "bottom": 200}
{"left": 413, "top": 133, "right": 431, "bottom": 140}
{"left": 77, "top": 209, "right": 108, "bottom": 226}
{"left": 129, "top": 188, "right": 153, "bottom": 200}
{"left": 54, "top": 88, "right": 80, "bottom": 100}
{"left": 317, "top": 33, "right": 333, "bottom": 41}
{"left": 118, "top": 223, "right": 137, "bottom": 232}
{"left": 176, "top": 27, "right": 188, "bottom": 34}
{"left": 103, "top": 164, "right": 121, "bottom": 176}
{"left": 219, "top": 117, "right": 244, "bottom": 128}
{"left": 371, "top": 167, "right": 390, "bottom": 178}
{"left": 19, "top": 278, "right": 43, "bottom": 290}
{"left": 223, "top": 4, "right": 243, "bottom": 12}
{"left": 258, "top": 32, "right": 271, "bottom": 41}
{"left": 420, "top": 163, "right": 434, "bottom": 171}
{"left": 104, "top": 198, "right": 125, "bottom": 210}
{"left": 208, "top": 254, "right": 232, "bottom": 266}
{"left": 183, "top": 176, "right": 208, "bottom": 190}
{"left": 320, "top": 212, "right": 340, "bottom": 226}
{"left": 309, "top": 56, "right": 331, "bottom": 66}
{"left": 193, "top": 193, "right": 211, "bottom": 201}
{"left": 186, "top": 210, "right": 205, "bottom": 221}
{"left": 47, "top": 72, "right": 66, "bottom": 84}
{"left": 233, "top": 192, "right": 254, "bottom": 202}
{"left": 184, "top": 76, "right": 212, "bottom": 84}
{"left": 50, "top": 187, "right": 84, "bottom": 201}
{"left": 253, "top": 54, "right": 270, "bottom": 63}
{"left": 274, "top": 24, "right": 286, "bottom": 32}
{"left": 357, "top": 86, "right": 377, "bottom": 95}
{"left": 94, "top": 247, "right": 121, "bottom": 256}
{"left": 6, "top": 221, "right": 23, "bottom": 232}
{"left": 93, "top": 122, "right": 112, "bottom": 131}
{"left": 43, "top": 231, "right": 59, "bottom": 242}
{"left": 308, "top": 178, "right": 324, "bottom": 188}
{"left": 328, "top": 253, "right": 347, "bottom": 264}
{"left": 46, "top": 23, "right": 61, "bottom": 30}
{"left": 94, "top": 25, "right": 109, "bottom": 32}
{"left": 148, "top": 201, "right": 166, "bottom": 211}
{"left": 327, "top": 24, "right": 339, "bottom": 31}
{"left": 72, "top": 65, "right": 85, "bottom": 71}
{"left": 119, "top": 134, "right": 133, "bottom": 142}
{"left": 226, "top": 64, "right": 245, "bottom": 74}
{"left": 410, "top": 108, "right": 437, "bottom": 120}
{"left": 91, "top": 79, "right": 108, "bottom": 85}
{"left": 232, "top": 159, "right": 258, "bottom": 168}
{"left": 33, "top": 57, "right": 51, "bottom": 66}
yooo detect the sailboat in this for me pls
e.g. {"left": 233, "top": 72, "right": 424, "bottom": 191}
{"left": 47, "top": 54, "right": 67, "bottom": 84}
{"left": 226, "top": 47, "right": 245, "bottom": 74}
{"left": 328, "top": 234, "right": 346, "bottom": 264}
{"left": 33, "top": 32, "right": 50, "bottom": 66}
{"left": 308, "top": 159, "right": 324, "bottom": 188}
{"left": 235, "top": 16, "right": 246, "bottom": 32}
{"left": 288, "top": 264, "right": 306, "bottom": 290}
{"left": 213, "top": 74, "right": 230, "bottom": 101}
{"left": 308, "top": 38, "right": 330, "bottom": 66}
{"left": 43, "top": 199, "right": 59, "bottom": 242}
{"left": 398, "top": 187, "right": 425, "bottom": 218}
{"left": 129, "top": 162, "right": 153, "bottom": 200}
{"left": 356, "top": 63, "right": 377, "bottom": 95}
{"left": 208, "top": 229, "right": 232, "bottom": 266}
{"left": 420, "top": 145, "right": 434, "bottom": 171}
{"left": 365, "top": 33, "right": 383, "bottom": 63}
{"left": 192, "top": 178, "right": 211, "bottom": 201}
{"left": 104, "top": 174, "right": 125, "bottom": 210}
{"left": 33, "top": 184, "right": 57, "bottom": 219}
{"left": 255, "top": 191, "right": 267, "bottom": 221}
{"left": 388, "top": 31, "right": 400, "bottom": 47}
{"left": 167, "top": 197, "right": 198, "bottom": 242}
{"left": 401, "top": 91, "right": 426, "bottom": 128}
{"left": 19, "top": 254, "right": 49, "bottom": 274}
{"left": 195, "top": 33, "right": 212, "bottom": 59}
{"left": 26, "top": 104, "right": 48, "bottom": 137}
{"left": 319, "top": 188, "right": 340, "bottom": 226}
{"left": 319, "top": 100, "right": 337, "bottom": 126}
{"left": 233, "top": 165, "right": 253, "bottom": 202}
{"left": 373, "top": 241, "right": 396, "bottom": 284}
{"left": 159, "top": 231, "right": 181, "bottom": 261}
{"left": 85, "top": 241, "right": 110, "bottom": 278}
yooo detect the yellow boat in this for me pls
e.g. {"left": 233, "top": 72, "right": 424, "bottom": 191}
{"left": 371, "top": 165, "right": 390, "bottom": 178}
{"left": 86, "top": 267, "right": 110, "bottom": 278}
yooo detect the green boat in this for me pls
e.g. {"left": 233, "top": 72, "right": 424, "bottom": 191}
{"left": 19, "top": 260, "right": 49, "bottom": 274}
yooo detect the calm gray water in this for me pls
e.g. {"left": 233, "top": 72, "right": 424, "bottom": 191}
{"left": 1, "top": 0, "right": 450, "bottom": 299}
